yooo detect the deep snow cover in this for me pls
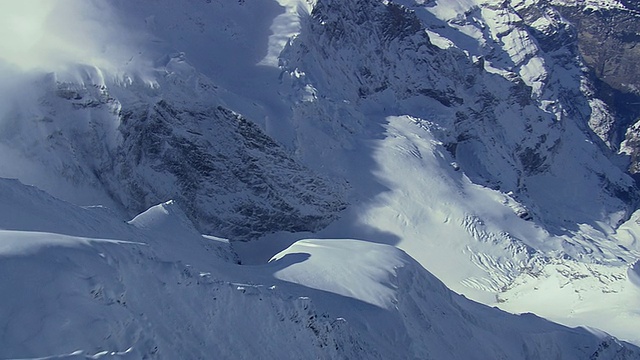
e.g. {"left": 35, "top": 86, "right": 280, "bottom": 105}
{"left": 1, "top": 178, "right": 639, "bottom": 359}
{"left": 1, "top": 0, "right": 640, "bottom": 358}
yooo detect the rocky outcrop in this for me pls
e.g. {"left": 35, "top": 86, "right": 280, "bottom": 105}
{"left": 2, "top": 61, "right": 346, "bottom": 241}
{"left": 282, "top": 0, "right": 638, "bottom": 230}
{"left": 510, "top": 0, "right": 640, "bottom": 174}
{"left": 107, "top": 99, "right": 346, "bottom": 240}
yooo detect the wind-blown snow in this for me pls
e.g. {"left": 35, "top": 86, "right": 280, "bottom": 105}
{"left": 259, "top": 0, "right": 313, "bottom": 67}
{"left": 0, "top": 230, "right": 143, "bottom": 257}
{"left": 0, "top": 0, "right": 147, "bottom": 74}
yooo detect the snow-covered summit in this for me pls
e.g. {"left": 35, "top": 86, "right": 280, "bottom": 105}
{"left": 2, "top": 0, "right": 640, "bottom": 357}
{"left": 1, "top": 177, "right": 639, "bottom": 359}
{"left": 0, "top": 40, "right": 346, "bottom": 241}
{"left": 273, "top": 0, "right": 640, "bottom": 343}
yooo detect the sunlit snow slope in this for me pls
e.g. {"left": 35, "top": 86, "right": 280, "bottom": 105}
{"left": 251, "top": 0, "right": 640, "bottom": 344}
{"left": 1, "top": 0, "right": 640, "bottom": 356}
{"left": 1, "top": 177, "right": 639, "bottom": 359}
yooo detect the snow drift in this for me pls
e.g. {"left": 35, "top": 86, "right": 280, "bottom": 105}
{"left": 1, "top": 177, "right": 639, "bottom": 359}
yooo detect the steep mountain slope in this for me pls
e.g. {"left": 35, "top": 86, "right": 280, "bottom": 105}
{"left": 1, "top": 0, "right": 640, "bottom": 355}
{"left": 263, "top": 0, "right": 640, "bottom": 343}
{"left": 1, "top": 177, "right": 639, "bottom": 359}
{"left": 508, "top": 0, "right": 640, "bottom": 172}
{"left": 0, "top": 17, "right": 346, "bottom": 240}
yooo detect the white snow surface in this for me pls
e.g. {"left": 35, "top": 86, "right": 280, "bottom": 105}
{"left": 1, "top": 0, "right": 640, "bottom": 357}
{"left": 270, "top": 239, "right": 408, "bottom": 309}
{"left": 1, "top": 177, "right": 639, "bottom": 359}
{"left": 260, "top": 0, "right": 640, "bottom": 346}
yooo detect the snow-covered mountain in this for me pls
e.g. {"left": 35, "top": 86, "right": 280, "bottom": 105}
{"left": 2, "top": 177, "right": 639, "bottom": 359}
{"left": 1, "top": 0, "right": 640, "bottom": 358}
{"left": 273, "top": 0, "right": 640, "bottom": 343}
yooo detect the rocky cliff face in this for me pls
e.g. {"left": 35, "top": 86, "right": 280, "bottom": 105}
{"left": 2, "top": 0, "right": 636, "bottom": 241}
{"left": 0, "top": 59, "right": 346, "bottom": 240}
{"left": 109, "top": 100, "right": 346, "bottom": 240}
{"left": 281, "top": 0, "right": 638, "bottom": 232}
{"left": 553, "top": 4, "right": 640, "bottom": 175}
{"left": 521, "top": 1, "right": 640, "bottom": 162}
{"left": 2, "top": 0, "right": 640, "bottom": 354}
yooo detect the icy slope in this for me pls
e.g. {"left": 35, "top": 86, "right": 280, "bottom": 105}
{"left": 543, "top": 0, "right": 640, "bottom": 173}
{"left": 2, "top": 0, "right": 640, "bottom": 352}
{"left": 248, "top": 0, "right": 640, "bottom": 343}
{"left": 0, "top": 0, "right": 346, "bottom": 240}
{"left": 1, "top": 177, "right": 639, "bottom": 359}
{"left": 291, "top": 0, "right": 639, "bottom": 230}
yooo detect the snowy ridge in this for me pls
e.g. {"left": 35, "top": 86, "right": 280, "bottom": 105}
{"left": 1, "top": 177, "right": 639, "bottom": 359}
{"left": 0, "top": 50, "right": 346, "bottom": 240}
{"left": 284, "top": 0, "right": 638, "bottom": 232}
{"left": 1, "top": 0, "right": 640, "bottom": 356}
{"left": 268, "top": 0, "right": 640, "bottom": 343}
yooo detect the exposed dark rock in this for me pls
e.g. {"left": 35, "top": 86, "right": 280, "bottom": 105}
{"left": 550, "top": 4, "right": 640, "bottom": 172}
{"left": 107, "top": 101, "right": 347, "bottom": 240}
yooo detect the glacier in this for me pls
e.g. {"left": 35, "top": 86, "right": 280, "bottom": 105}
{"left": 1, "top": 0, "right": 640, "bottom": 358}
{"left": 1, "top": 177, "right": 638, "bottom": 359}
